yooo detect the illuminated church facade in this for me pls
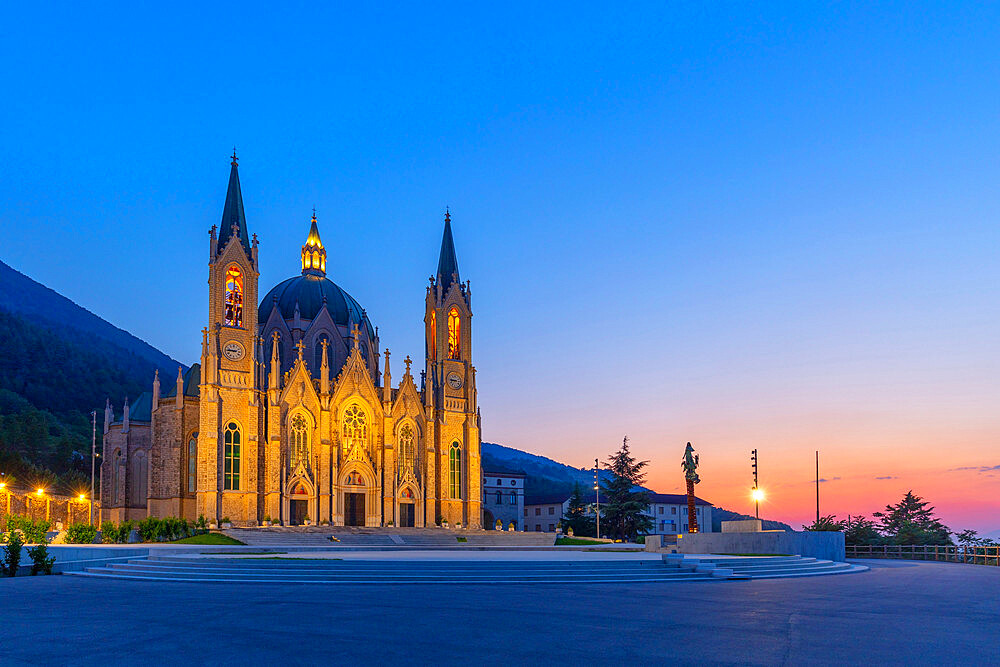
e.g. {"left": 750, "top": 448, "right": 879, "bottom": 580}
{"left": 101, "top": 157, "right": 483, "bottom": 528}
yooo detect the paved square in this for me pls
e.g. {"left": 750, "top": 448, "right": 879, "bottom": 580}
{"left": 2, "top": 560, "right": 998, "bottom": 665}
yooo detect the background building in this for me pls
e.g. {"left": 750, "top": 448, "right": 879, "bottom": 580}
{"left": 524, "top": 491, "right": 714, "bottom": 535}
{"left": 481, "top": 468, "right": 525, "bottom": 530}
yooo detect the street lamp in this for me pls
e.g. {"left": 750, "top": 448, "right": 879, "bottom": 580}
{"left": 751, "top": 487, "right": 764, "bottom": 519}
{"left": 593, "top": 458, "right": 600, "bottom": 540}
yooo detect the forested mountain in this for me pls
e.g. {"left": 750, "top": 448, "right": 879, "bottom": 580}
{"left": 0, "top": 259, "right": 182, "bottom": 491}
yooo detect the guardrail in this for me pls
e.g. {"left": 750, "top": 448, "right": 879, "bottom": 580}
{"left": 846, "top": 544, "right": 1000, "bottom": 566}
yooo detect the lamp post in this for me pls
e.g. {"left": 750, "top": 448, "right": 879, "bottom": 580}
{"left": 593, "top": 458, "right": 600, "bottom": 540}
{"left": 90, "top": 410, "right": 97, "bottom": 526}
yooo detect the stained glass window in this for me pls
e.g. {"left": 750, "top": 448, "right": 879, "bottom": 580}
{"left": 447, "top": 308, "right": 460, "bottom": 359}
{"left": 291, "top": 414, "right": 308, "bottom": 467}
{"left": 224, "top": 266, "right": 244, "bottom": 328}
{"left": 449, "top": 443, "right": 462, "bottom": 499}
{"left": 224, "top": 422, "right": 240, "bottom": 490}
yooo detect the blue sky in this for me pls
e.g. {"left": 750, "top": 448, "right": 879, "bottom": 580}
{"left": 1, "top": 3, "right": 998, "bottom": 531}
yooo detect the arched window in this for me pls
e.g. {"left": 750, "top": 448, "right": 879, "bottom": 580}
{"left": 398, "top": 424, "right": 415, "bottom": 475}
{"left": 447, "top": 308, "right": 460, "bottom": 359}
{"left": 187, "top": 432, "right": 198, "bottom": 493}
{"left": 223, "top": 422, "right": 241, "bottom": 490}
{"left": 112, "top": 449, "right": 122, "bottom": 504}
{"left": 449, "top": 443, "right": 462, "bottom": 499}
{"left": 342, "top": 405, "right": 367, "bottom": 453}
{"left": 429, "top": 311, "right": 437, "bottom": 361}
{"left": 290, "top": 414, "right": 309, "bottom": 467}
{"left": 224, "top": 265, "right": 244, "bottom": 328}
{"left": 130, "top": 451, "right": 148, "bottom": 507}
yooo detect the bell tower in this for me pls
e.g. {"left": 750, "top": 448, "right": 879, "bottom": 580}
{"left": 425, "top": 209, "right": 481, "bottom": 528}
{"left": 198, "top": 151, "right": 264, "bottom": 525}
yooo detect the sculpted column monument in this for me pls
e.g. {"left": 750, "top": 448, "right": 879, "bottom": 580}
{"left": 681, "top": 442, "right": 700, "bottom": 533}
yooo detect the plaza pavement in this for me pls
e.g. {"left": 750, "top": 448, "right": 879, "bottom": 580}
{"left": 2, "top": 559, "right": 998, "bottom": 665}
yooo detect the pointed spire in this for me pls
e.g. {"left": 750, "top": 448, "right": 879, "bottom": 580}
{"left": 436, "top": 208, "right": 460, "bottom": 294}
{"left": 301, "top": 210, "right": 327, "bottom": 276}
{"left": 216, "top": 150, "right": 251, "bottom": 255}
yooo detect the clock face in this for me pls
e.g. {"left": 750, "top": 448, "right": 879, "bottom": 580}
{"left": 223, "top": 341, "right": 245, "bottom": 361}
{"left": 447, "top": 372, "right": 463, "bottom": 389}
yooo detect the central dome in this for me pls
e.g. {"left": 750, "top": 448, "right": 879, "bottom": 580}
{"left": 258, "top": 273, "right": 374, "bottom": 336}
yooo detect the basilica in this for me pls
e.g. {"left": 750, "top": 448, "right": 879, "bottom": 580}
{"left": 100, "top": 156, "right": 483, "bottom": 528}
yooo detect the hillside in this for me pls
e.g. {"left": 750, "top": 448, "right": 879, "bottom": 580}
{"left": 482, "top": 442, "right": 615, "bottom": 498}
{"left": 0, "top": 260, "right": 179, "bottom": 372}
{"left": 0, "top": 259, "right": 183, "bottom": 491}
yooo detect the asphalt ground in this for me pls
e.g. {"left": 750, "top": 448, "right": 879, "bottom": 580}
{"left": 2, "top": 559, "right": 997, "bottom": 665}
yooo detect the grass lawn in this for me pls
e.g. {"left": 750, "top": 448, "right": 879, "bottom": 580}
{"left": 456, "top": 536, "right": 468, "bottom": 542}
{"left": 169, "top": 533, "right": 246, "bottom": 545}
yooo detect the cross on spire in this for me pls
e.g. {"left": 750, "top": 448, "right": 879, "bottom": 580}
{"left": 231, "top": 147, "right": 238, "bottom": 166}
{"left": 351, "top": 323, "right": 360, "bottom": 349}
{"left": 404, "top": 355, "right": 412, "bottom": 374}
{"left": 295, "top": 339, "right": 305, "bottom": 361}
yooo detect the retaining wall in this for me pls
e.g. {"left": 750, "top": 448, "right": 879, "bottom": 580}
{"left": 673, "top": 531, "right": 846, "bottom": 561}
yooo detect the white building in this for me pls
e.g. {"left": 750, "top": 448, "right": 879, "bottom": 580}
{"left": 523, "top": 491, "right": 714, "bottom": 535}
{"left": 481, "top": 469, "right": 526, "bottom": 530}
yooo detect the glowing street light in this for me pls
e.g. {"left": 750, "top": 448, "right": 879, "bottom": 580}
{"left": 78, "top": 494, "right": 87, "bottom": 502}
{"left": 751, "top": 487, "right": 764, "bottom": 519}
{"left": 36, "top": 488, "right": 45, "bottom": 496}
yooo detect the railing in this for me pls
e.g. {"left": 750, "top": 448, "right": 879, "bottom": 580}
{"left": 846, "top": 544, "right": 1000, "bottom": 566}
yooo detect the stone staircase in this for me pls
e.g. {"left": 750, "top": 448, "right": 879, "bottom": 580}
{"left": 65, "top": 554, "right": 866, "bottom": 584}
{"left": 663, "top": 555, "right": 868, "bottom": 579}
{"left": 223, "top": 526, "right": 557, "bottom": 548}
{"left": 66, "top": 556, "right": 714, "bottom": 584}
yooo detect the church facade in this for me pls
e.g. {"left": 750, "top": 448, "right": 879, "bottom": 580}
{"left": 101, "top": 156, "right": 482, "bottom": 528}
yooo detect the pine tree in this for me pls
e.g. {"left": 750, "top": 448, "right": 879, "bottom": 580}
{"left": 561, "top": 483, "right": 595, "bottom": 537}
{"left": 873, "top": 491, "right": 951, "bottom": 546}
{"left": 601, "top": 437, "right": 652, "bottom": 542}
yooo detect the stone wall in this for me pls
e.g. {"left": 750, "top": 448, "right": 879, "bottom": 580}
{"left": 1, "top": 488, "right": 100, "bottom": 530}
{"left": 674, "top": 530, "right": 846, "bottom": 561}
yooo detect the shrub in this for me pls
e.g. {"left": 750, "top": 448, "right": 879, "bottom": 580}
{"left": 2, "top": 531, "right": 25, "bottom": 576}
{"left": 6, "top": 515, "right": 50, "bottom": 544}
{"left": 27, "top": 544, "right": 55, "bottom": 575}
{"left": 196, "top": 515, "right": 208, "bottom": 531}
{"left": 65, "top": 522, "right": 98, "bottom": 544}
{"left": 137, "top": 517, "right": 161, "bottom": 542}
{"left": 221, "top": 517, "right": 231, "bottom": 525}
{"left": 263, "top": 515, "right": 272, "bottom": 523}
{"left": 100, "top": 520, "right": 134, "bottom": 544}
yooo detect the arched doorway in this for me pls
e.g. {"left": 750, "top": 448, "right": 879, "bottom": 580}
{"left": 343, "top": 470, "right": 366, "bottom": 527}
{"left": 399, "top": 487, "right": 416, "bottom": 527}
{"left": 289, "top": 481, "right": 311, "bottom": 525}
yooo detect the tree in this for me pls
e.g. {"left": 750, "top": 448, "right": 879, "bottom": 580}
{"left": 844, "top": 515, "right": 882, "bottom": 546}
{"left": 601, "top": 437, "right": 652, "bottom": 542}
{"left": 802, "top": 515, "right": 845, "bottom": 531}
{"left": 561, "top": 483, "right": 595, "bottom": 537}
{"left": 873, "top": 491, "right": 951, "bottom": 546}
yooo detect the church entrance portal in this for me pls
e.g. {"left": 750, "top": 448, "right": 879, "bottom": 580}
{"left": 400, "top": 503, "right": 415, "bottom": 527}
{"left": 345, "top": 493, "right": 365, "bottom": 526}
{"left": 290, "top": 499, "right": 308, "bottom": 525}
